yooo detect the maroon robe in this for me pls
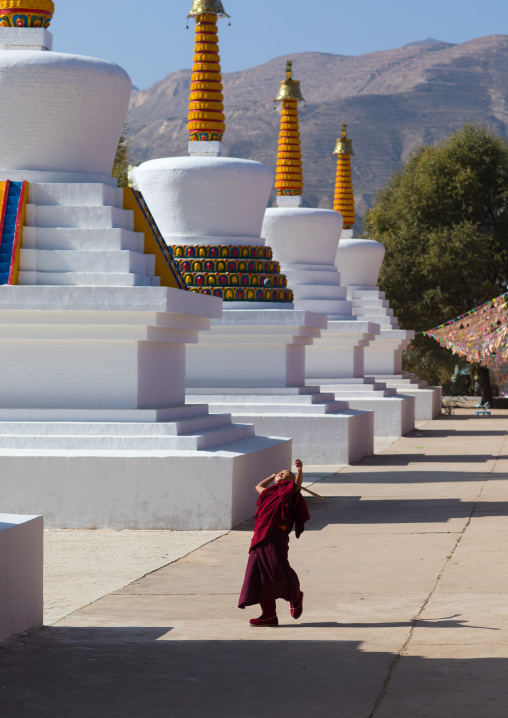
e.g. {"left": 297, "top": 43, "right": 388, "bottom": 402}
{"left": 238, "top": 479, "right": 310, "bottom": 609}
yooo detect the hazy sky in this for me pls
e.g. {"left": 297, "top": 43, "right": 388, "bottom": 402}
{"left": 51, "top": 0, "right": 508, "bottom": 89}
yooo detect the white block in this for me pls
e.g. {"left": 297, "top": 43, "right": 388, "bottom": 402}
{"left": 22, "top": 227, "right": 145, "bottom": 252}
{"left": 0, "top": 438, "right": 291, "bottom": 529}
{"left": 29, "top": 183, "right": 123, "bottom": 208}
{"left": 0, "top": 28, "right": 53, "bottom": 51}
{"left": 276, "top": 196, "right": 302, "bottom": 207}
{"left": 188, "top": 140, "right": 223, "bottom": 156}
{"left": 26, "top": 205, "right": 134, "bottom": 230}
{"left": 0, "top": 514, "right": 43, "bottom": 644}
{"left": 187, "top": 310, "right": 326, "bottom": 389}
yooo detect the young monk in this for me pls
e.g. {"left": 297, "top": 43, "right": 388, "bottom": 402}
{"left": 238, "top": 459, "right": 310, "bottom": 626}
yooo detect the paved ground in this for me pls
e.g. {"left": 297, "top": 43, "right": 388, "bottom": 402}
{"left": 1, "top": 411, "right": 508, "bottom": 717}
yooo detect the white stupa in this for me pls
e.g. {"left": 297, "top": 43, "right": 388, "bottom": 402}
{"left": 262, "top": 98, "right": 416, "bottom": 437}
{"left": 0, "top": 2, "right": 291, "bottom": 529}
{"left": 133, "top": 4, "right": 374, "bottom": 464}
{"left": 337, "top": 235, "right": 442, "bottom": 419}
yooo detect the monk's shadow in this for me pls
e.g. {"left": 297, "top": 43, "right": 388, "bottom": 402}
{"left": 277, "top": 615, "right": 498, "bottom": 630}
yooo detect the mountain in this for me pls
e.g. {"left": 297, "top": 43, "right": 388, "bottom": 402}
{"left": 403, "top": 38, "right": 452, "bottom": 47}
{"left": 128, "top": 35, "right": 508, "bottom": 229}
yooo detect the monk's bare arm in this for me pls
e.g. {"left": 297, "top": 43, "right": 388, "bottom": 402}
{"left": 295, "top": 459, "right": 303, "bottom": 491}
{"left": 255, "top": 474, "right": 276, "bottom": 495}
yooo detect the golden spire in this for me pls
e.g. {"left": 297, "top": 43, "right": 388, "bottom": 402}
{"left": 187, "top": 1, "right": 228, "bottom": 144}
{"left": 188, "top": 0, "right": 229, "bottom": 18}
{"left": 274, "top": 61, "right": 304, "bottom": 202}
{"left": 333, "top": 123, "right": 355, "bottom": 229}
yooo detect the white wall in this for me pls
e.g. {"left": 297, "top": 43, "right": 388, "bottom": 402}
{"left": 0, "top": 515, "right": 43, "bottom": 645}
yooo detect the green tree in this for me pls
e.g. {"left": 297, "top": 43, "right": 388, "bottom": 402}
{"left": 112, "top": 124, "right": 132, "bottom": 188}
{"left": 364, "top": 123, "right": 508, "bottom": 392}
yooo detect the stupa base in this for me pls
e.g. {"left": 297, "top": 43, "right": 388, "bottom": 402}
{"left": 187, "top": 387, "right": 374, "bottom": 465}
{"left": 368, "top": 374, "right": 442, "bottom": 420}
{"left": 308, "top": 380, "right": 416, "bottom": 437}
{"left": 0, "top": 435, "right": 291, "bottom": 530}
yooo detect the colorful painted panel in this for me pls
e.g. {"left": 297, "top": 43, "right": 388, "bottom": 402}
{"left": 173, "top": 244, "right": 294, "bottom": 303}
{"left": 0, "top": 180, "right": 28, "bottom": 285}
{"left": 0, "top": 10, "right": 53, "bottom": 27}
{"left": 123, "top": 188, "right": 187, "bottom": 291}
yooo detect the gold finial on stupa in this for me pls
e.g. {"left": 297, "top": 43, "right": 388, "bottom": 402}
{"left": 275, "top": 61, "right": 306, "bottom": 103}
{"left": 333, "top": 123, "right": 355, "bottom": 156}
{"left": 187, "top": 1, "right": 229, "bottom": 145}
{"left": 0, "top": 0, "right": 54, "bottom": 28}
{"left": 187, "top": 0, "right": 230, "bottom": 18}
{"left": 333, "top": 123, "right": 355, "bottom": 229}
{"left": 274, "top": 61, "right": 304, "bottom": 202}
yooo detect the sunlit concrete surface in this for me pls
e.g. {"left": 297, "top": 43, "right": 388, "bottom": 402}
{"left": 2, "top": 411, "right": 508, "bottom": 717}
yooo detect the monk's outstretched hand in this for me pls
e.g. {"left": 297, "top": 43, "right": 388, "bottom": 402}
{"left": 295, "top": 459, "right": 303, "bottom": 490}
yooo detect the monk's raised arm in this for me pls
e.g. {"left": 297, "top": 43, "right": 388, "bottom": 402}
{"left": 295, "top": 459, "right": 303, "bottom": 491}
{"left": 255, "top": 474, "right": 276, "bottom": 495}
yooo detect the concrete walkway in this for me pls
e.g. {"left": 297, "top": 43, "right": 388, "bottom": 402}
{"left": 2, "top": 411, "right": 508, "bottom": 717}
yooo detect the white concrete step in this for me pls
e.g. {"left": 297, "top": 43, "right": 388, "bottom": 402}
{"left": 0, "top": 413, "right": 233, "bottom": 437}
{"left": 372, "top": 374, "right": 424, "bottom": 387}
{"left": 292, "top": 284, "right": 347, "bottom": 300}
{"left": 326, "top": 386, "right": 399, "bottom": 398}
{"left": 312, "top": 377, "right": 376, "bottom": 385}
{"left": 186, "top": 386, "right": 324, "bottom": 396}
{"left": 222, "top": 407, "right": 374, "bottom": 464}
{"left": 26, "top": 205, "right": 134, "bottom": 230}
{"left": 29, "top": 183, "right": 124, "bottom": 208}
{"left": 337, "top": 395, "right": 415, "bottom": 436}
{"left": 18, "top": 271, "right": 161, "bottom": 287}
{"left": 200, "top": 400, "right": 351, "bottom": 415}
{"left": 0, "top": 422, "right": 255, "bottom": 451}
{"left": 358, "top": 315, "right": 397, "bottom": 327}
{"left": 353, "top": 298, "right": 390, "bottom": 309}
{"left": 187, "top": 390, "right": 347, "bottom": 405}
{"left": 0, "top": 405, "right": 213, "bottom": 422}
{"left": 20, "top": 249, "right": 156, "bottom": 276}
{"left": 350, "top": 289, "right": 386, "bottom": 299}
{"left": 22, "top": 227, "right": 145, "bottom": 253}
{"left": 354, "top": 306, "right": 394, "bottom": 317}
{"left": 283, "top": 269, "right": 341, "bottom": 285}
{"left": 294, "top": 298, "right": 353, "bottom": 315}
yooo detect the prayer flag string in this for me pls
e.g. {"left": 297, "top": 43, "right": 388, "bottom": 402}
{"left": 425, "top": 292, "right": 508, "bottom": 385}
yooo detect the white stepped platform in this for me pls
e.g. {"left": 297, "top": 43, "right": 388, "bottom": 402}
{"left": 187, "top": 387, "right": 374, "bottom": 465}
{"left": 278, "top": 262, "right": 353, "bottom": 318}
{"left": 21, "top": 249, "right": 156, "bottom": 275}
{"left": 0, "top": 416, "right": 255, "bottom": 451}
{"left": 29, "top": 182, "right": 124, "bottom": 208}
{"left": 18, "top": 182, "right": 160, "bottom": 287}
{"left": 187, "top": 309, "right": 374, "bottom": 464}
{"left": 19, "top": 271, "right": 159, "bottom": 286}
{"left": 0, "top": 514, "right": 43, "bottom": 645}
{"left": 337, "top": 236, "right": 441, "bottom": 422}
{"left": 346, "top": 286, "right": 440, "bottom": 420}
{"left": 370, "top": 374, "right": 442, "bottom": 420}
{"left": 26, "top": 204, "right": 133, "bottom": 230}
{"left": 0, "top": 286, "right": 291, "bottom": 529}
{"left": 309, "top": 378, "right": 415, "bottom": 437}
{"left": 23, "top": 227, "right": 145, "bottom": 252}
{"left": 263, "top": 207, "right": 410, "bottom": 444}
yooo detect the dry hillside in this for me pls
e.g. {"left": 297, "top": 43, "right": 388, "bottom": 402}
{"left": 128, "top": 35, "right": 508, "bottom": 228}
